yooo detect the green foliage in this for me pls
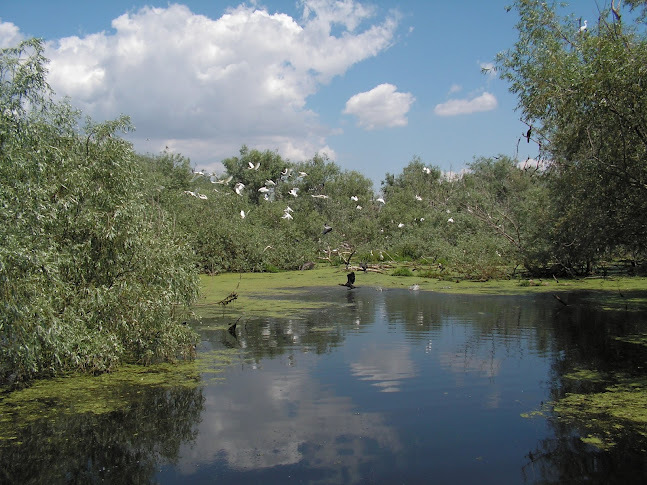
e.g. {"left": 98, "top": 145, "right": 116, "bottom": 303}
{"left": 496, "top": 0, "right": 647, "bottom": 272}
{"left": 0, "top": 40, "right": 199, "bottom": 384}
{"left": 391, "top": 267, "right": 414, "bottom": 277}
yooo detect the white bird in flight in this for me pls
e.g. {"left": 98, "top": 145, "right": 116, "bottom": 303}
{"left": 282, "top": 212, "right": 293, "bottom": 220}
{"left": 234, "top": 182, "right": 245, "bottom": 196}
{"left": 284, "top": 206, "right": 294, "bottom": 213}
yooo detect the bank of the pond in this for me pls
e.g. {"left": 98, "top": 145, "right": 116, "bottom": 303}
{"left": 195, "top": 265, "right": 647, "bottom": 317}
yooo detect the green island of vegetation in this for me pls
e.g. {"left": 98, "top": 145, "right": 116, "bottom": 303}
{"left": 1, "top": 1, "right": 647, "bottom": 448}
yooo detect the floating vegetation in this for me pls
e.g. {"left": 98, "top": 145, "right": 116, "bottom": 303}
{"left": 551, "top": 373, "right": 647, "bottom": 450}
{"left": 0, "top": 348, "right": 240, "bottom": 441}
{"left": 614, "top": 333, "right": 647, "bottom": 347}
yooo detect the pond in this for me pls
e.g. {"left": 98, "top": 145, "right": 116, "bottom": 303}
{"left": 1, "top": 286, "right": 646, "bottom": 484}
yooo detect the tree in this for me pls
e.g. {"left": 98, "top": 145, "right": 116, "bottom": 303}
{"left": 496, "top": 0, "right": 647, "bottom": 272}
{"left": 0, "top": 40, "right": 199, "bottom": 384}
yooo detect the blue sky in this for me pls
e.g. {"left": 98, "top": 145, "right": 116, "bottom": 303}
{"left": 1, "top": 0, "right": 599, "bottom": 187}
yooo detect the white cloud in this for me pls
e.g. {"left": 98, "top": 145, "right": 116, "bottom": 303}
{"left": 434, "top": 92, "right": 497, "bottom": 117}
{"left": 343, "top": 83, "right": 415, "bottom": 130}
{"left": 33, "top": 2, "right": 397, "bottom": 170}
{"left": 0, "top": 20, "right": 24, "bottom": 48}
{"left": 447, "top": 83, "right": 462, "bottom": 95}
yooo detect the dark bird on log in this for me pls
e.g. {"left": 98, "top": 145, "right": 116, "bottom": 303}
{"left": 359, "top": 262, "right": 368, "bottom": 272}
{"left": 339, "top": 271, "right": 356, "bottom": 289}
{"left": 322, "top": 223, "right": 333, "bottom": 235}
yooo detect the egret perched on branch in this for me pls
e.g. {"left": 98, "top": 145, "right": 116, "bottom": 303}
{"left": 580, "top": 19, "right": 587, "bottom": 32}
{"left": 265, "top": 179, "right": 276, "bottom": 186}
{"left": 258, "top": 187, "right": 270, "bottom": 193}
{"left": 298, "top": 171, "right": 307, "bottom": 177}
{"left": 376, "top": 197, "right": 385, "bottom": 204}
{"left": 350, "top": 195, "right": 358, "bottom": 202}
{"left": 240, "top": 210, "right": 247, "bottom": 219}
{"left": 234, "top": 182, "right": 245, "bottom": 196}
{"left": 282, "top": 212, "right": 293, "bottom": 220}
{"left": 197, "top": 193, "right": 208, "bottom": 200}
{"left": 289, "top": 188, "right": 299, "bottom": 197}
{"left": 422, "top": 167, "right": 431, "bottom": 175}
{"left": 398, "top": 223, "right": 405, "bottom": 228}
{"left": 285, "top": 206, "right": 294, "bottom": 213}
{"left": 415, "top": 195, "right": 422, "bottom": 201}
{"left": 311, "top": 194, "right": 329, "bottom": 199}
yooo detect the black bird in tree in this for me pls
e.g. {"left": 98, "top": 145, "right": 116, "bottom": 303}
{"left": 340, "top": 271, "right": 356, "bottom": 289}
{"left": 525, "top": 126, "right": 532, "bottom": 143}
{"left": 322, "top": 223, "right": 333, "bottom": 235}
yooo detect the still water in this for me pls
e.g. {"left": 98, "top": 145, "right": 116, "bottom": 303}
{"left": 2, "top": 287, "right": 646, "bottom": 484}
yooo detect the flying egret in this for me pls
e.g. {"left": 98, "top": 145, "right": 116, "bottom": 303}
{"left": 322, "top": 223, "right": 332, "bottom": 235}
{"left": 234, "top": 183, "right": 245, "bottom": 196}
{"left": 282, "top": 212, "right": 293, "bottom": 220}
{"left": 284, "top": 206, "right": 294, "bottom": 213}
{"left": 289, "top": 188, "right": 299, "bottom": 197}
{"left": 248, "top": 161, "right": 255, "bottom": 169}
{"left": 265, "top": 179, "right": 276, "bottom": 186}
{"left": 350, "top": 195, "right": 358, "bottom": 202}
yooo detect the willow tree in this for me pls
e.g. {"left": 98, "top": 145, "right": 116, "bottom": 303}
{"left": 0, "top": 39, "right": 199, "bottom": 384}
{"left": 496, "top": 0, "right": 647, "bottom": 272}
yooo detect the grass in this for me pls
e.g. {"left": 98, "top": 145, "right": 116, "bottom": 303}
{"left": 195, "top": 264, "right": 647, "bottom": 316}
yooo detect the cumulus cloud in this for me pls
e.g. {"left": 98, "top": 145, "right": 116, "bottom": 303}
{"left": 433, "top": 92, "right": 497, "bottom": 116}
{"left": 343, "top": 83, "right": 415, "bottom": 130}
{"left": 0, "top": 19, "right": 24, "bottom": 48}
{"left": 29, "top": 1, "right": 397, "bottom": 169}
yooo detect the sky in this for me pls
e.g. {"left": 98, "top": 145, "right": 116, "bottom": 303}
{"left": 1, "top": 0, "right": 599, "bottom": 187}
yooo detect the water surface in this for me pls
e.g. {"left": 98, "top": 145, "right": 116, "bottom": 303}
{"left": 2, "top": 287, "right": 646, "bottom": 484}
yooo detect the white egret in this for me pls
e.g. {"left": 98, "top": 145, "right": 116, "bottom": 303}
{"left": 356, "top": 205, "right": 362, "bottom": 210}
{"left": 282, "top": 212, "right": 293, "bottom": 220}
{"left": 263, "top": 193, "right": 269, "bottom": 201}
{"left": 415, "top": 195, "right": 422, "bottom": 201}
{"left": 284, "top": 206, "right": 294, "bottom": 213}
{"left": 350, "top": 195, "right": 358, "bottom": 202}
{"left": 298, "top": 171, "right": 307, "bottom": 177}
{"left": 376, "top": 197, "right": 385, "bottom": 204}
{"left": 398, "top": 223, "right": 405, "bottom": 228}
{"left": 247, "top": 161, "right": 255, "bottom": 169}
{"left": 447, "top": 217, "right": 454, "bottom": 223}
{"left": 580, "top": 19, "right": 587, "bottom": 31}
{"left": 422, "top": 167, "right": 431, "bottom": 174}
{"left": 198, "top": 193, "right": 208, "bottom": 200}
{"left": 183, "top": 190, "right": 197, "bottom": 197}
{"left": 289, "top": 188, "right": 299, "bottom": 197}
{"left": 265, "top": 179, "right": 276, "bottom": 186}
{"left": 311, "top": 194, "right": 329, "bottom": 199}
{"left": 240, "top": 210, "right": 247, "bottom": 219}
{"left": 258, "top": 187, "right": 270, "bottom": 193}
{"left": 234, "top": 182, "right": 245, "bottom": 196}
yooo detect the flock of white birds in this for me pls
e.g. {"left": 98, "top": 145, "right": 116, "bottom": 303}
{"left": 183, "top": 166, "right": 456, "bottom": 226}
